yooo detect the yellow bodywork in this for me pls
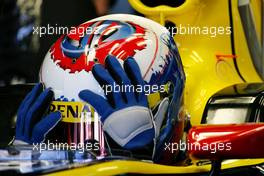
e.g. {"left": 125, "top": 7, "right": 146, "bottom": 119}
{"left": 47, "top": 0, "right": 264, "bottom": 175}
{"left": 129, "top": 0, "right": 262, "bottom": 125}
{"left": 49, "top": 159, "right": 264, "bottom": 176}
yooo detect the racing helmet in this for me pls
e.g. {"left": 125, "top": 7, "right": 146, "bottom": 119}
{"left": 40, "top": 14, "right": 185, "bottom": 163}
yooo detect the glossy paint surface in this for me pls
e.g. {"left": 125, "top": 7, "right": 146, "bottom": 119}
{"left": 188, "top": 124, "right": 264, "bottom": 159}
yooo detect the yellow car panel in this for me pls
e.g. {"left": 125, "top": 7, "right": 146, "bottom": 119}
{"left": 129, "top": 0, "right": 263, "bottom": 126}
{"left": 231, "top": 0, "right": 262, "bottom": 82}
{"left": 48, "top": 159, "right": 264, "bottom": 176}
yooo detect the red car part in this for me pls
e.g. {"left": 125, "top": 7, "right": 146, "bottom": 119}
{"left": 188, "top": 124, "right": 264, "bottom": 160}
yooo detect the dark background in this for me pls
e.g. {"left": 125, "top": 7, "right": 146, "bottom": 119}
{"left": 0, "top": 0, "right": 135, "bottom": 86}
